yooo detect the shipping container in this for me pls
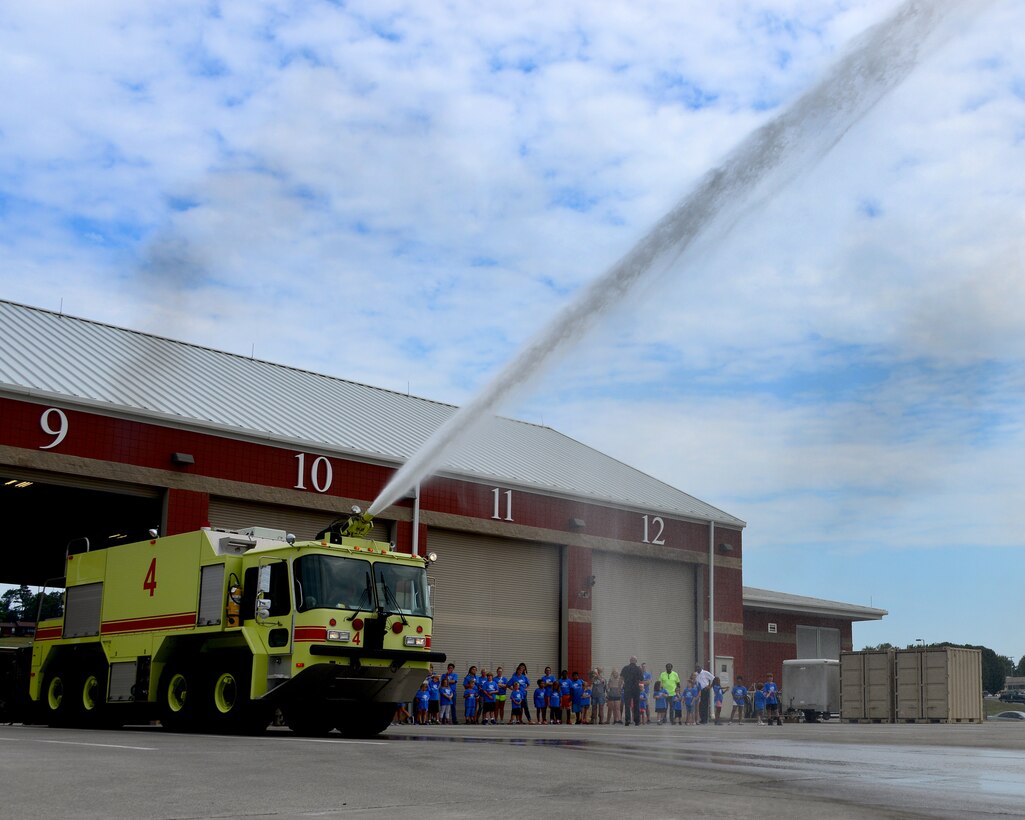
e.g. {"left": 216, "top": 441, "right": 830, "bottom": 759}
{"left": 782, "top": 658, "right": 839, "bottom": 721}
{"left": 895, "top": 647, "right": 983, "bottom": 723}
{"left": 840, "top": 649, "right": 894, "bottom": 721}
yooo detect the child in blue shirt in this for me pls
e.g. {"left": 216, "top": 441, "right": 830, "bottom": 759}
{"left": 712, "top": 676, "right": 725, "bottom": 725}
{"left": 427, "top": 673, "right": 441, "bottom": 724}
{"left": 534, "top": 678, "right": 548, "bottom": 724}
{"left": 754, "top": 683, "right": 767, "bottom": 725}
{"left": 683, "top": 677, "right": 699, "bottom": 725}
{"left": 671, "top": 691, "right": 683, "bottom": 725}
{"left": 443, "top": 663, "right": 460, "bottom": 725}
{"left": 569, "top": 672, "right": 584, "bottom": 725}
{"left": 580, "top": 683, "right": 592, "bottom": 725}
{"left": 638, "top": 689, "right": 649, "bottom": 724}
{"left": 512, "top": 664, "right": 532, "bottom": 724}
{"left": 764, "top": 673, "right": 781, "bottom": 726}
{"left": 653, "top": 682, "right": 668, "bottom": 724}
{"left": 509, "top": 682, "right": 526, "bottom": 724}
{"left": 415, "top": 682, "right": 430, "bottom": 725}
{"left": 547, "top": 680, "right": 562, "bottom": 724}
{"left": 464, "top": 681, "right": 478, "bottom": 724}
{"left": 730, "top": 676, "right": 749, "bottom": 724}
{"left": 439, "top": 682, "right": 454, "bottom": 725}
{"left": 480, "top": 673, "right": 499, "bottom": 725}
{"left": 494, "top": 666, "right": 509, "bottom": 723}
{"left": 559, "top": 670, "right": 573, "bottom": 725}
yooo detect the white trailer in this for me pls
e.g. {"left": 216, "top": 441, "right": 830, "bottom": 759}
{"left": 783, "top": 658, "right": 840, "bottom": 722}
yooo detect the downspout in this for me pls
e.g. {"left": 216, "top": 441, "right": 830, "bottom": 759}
{"left": 411, "top": 483, "right": 421, "bottom": 557}
{"left": 709, "top": 520, "right": 715, "bottom": 672}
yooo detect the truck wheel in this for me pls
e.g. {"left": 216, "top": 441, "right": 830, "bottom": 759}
{"left": 337, "top": 704, "right": 392, "bottom": 738}
{"left": 207, "top": 664, "right": 268, "bottom": 735}
{"left": 79, "top": 664, "right": 107, "bottom": 727}
{"left": 159, "top": 665, "right": 197, "bottom": 732}
{"left": 42, "top": 666, "right": 77, "bottom": 727}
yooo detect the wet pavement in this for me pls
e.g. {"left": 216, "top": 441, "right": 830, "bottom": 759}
{"left": 2, "top": 720, "right": 1023, "bottom": 818}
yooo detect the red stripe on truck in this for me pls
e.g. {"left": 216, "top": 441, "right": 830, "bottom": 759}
{"left": 100, "top": 611, "right": 197, "bottom": 634}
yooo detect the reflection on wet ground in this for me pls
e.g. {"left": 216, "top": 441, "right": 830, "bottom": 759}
{"left": 383, "top": 723, "right": 1025, "bottom": 815}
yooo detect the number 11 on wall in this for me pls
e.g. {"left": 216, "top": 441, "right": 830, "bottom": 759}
{"left": 491, "top": 488, "right": 513, "bottom": 521}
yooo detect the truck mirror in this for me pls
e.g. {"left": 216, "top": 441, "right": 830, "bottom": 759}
{"left": 258, "top": 565, "right": 272, "bottom": 595}
{"left": 256, "top": 597, "right": 271, "bottom": 621}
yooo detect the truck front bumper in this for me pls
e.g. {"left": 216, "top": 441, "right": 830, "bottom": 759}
{"left": 264, "top": 646, "right": 446, "bottom": 705}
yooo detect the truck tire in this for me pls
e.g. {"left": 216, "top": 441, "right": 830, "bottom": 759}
{"left": 337, "top": 703, "right": 392, "bottom": 738}
{"left": 159, "top": 664, "right": 198, "bottom": 732}
{"left": 42, "top": 666, "right": 77, "bottom": 727}
{"left": 78, "top": 663, "right": 107, "bottom": 727}
{"left": 206, "top": 663, "right": 270, "bottom": 735}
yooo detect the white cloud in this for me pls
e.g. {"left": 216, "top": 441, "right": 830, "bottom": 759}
{"left": 1, "top": 0, "right": 1023, "bottom": 656}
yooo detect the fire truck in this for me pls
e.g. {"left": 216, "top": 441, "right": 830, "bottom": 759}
{"left": 1, "top": 509, "right": 443, "bottom": 736}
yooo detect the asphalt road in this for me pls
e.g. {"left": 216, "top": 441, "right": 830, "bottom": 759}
{"left": 1, "top": 720, "right": 1023, "bottom": 819}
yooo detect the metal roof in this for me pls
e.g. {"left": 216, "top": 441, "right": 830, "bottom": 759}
{"left": 743, "top": 586, "right": 886, "bottom": 621}
{"left": 0, "top": 299, "right": 744, "bottom": 527}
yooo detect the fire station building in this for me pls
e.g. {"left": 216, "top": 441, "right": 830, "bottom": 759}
{"left": 0, "top": 299, "right": 883, "bottom": 685}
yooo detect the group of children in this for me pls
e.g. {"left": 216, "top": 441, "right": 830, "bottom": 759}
{"left": 406, "top": 664, "right": 599, "bottom": 726}
{"left": 724, "top": 673, "right": 783, "bottom": 726}
{"left": 629, "top": 669, "right": 783, "bottom": 726}
{"left": 402, "top": 664, "right": 783, "bottom": 727}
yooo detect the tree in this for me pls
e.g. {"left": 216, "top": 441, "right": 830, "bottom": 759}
{"left": 935, "top": 643, "right": 1012, "bottom": 694}
{"left": 0, "top": 585, "right": 62, "bottom": 622}
{"left": 1016, "top": 655, "right": 1025, "bottom": 678}
{"left": 0, "top": 585, "right": 34, "bottom": 622}
{"left": 857, "top": 641, "right": 1014, "bottom": 693}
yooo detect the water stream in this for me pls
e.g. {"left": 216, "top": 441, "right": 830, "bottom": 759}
{"left": 369, "top": 0, "right": 979, "bottom": 517}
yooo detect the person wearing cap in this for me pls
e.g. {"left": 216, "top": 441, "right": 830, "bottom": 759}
{"left": 427, "top": 673, "right": 441, "bottom": 725}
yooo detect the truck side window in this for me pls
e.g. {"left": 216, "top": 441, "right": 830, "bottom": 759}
{"left": 241, "top": 568, "right": 257, "bottom": 623}
{"left": 243, "top": 562, "right": 291, "bottom": 620}
{"left": 266, "top": 560, "right": 291, "bottom": 617}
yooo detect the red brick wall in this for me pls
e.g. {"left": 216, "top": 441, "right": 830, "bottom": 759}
{"left": 2, "top": 395, "right": 747, "bottom": 675}
{"left": 566, "top": 544, "right": 592, "bottom": 674}
{"left": 743, "top": 608, "right": 854, "bottom": 684}
{"left": 165, "top": 488, "right": 209, "bottom": 533}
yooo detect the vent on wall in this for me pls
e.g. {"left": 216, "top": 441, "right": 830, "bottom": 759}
{"left": 768, "top": 623, "right": 778, "bottom": 634}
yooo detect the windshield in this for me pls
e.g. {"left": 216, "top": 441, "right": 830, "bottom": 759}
{"left": 373, "top": 562, "right": 431, "bottom": 618}
{"left": 294, "top": 554, "right": 373, "bottom": 613}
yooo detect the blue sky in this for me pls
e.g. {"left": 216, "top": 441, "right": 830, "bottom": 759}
{"left": 1, "top": 1, "right": 1023, "bottom": 661}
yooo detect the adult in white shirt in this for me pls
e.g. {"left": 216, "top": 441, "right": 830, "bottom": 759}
{"left": 694, "top": 664, "right": 713, "bottom": 724}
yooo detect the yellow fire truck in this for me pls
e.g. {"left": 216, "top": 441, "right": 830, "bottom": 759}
{"left": 8, "top": 510, "right": 443, "bottom": 736}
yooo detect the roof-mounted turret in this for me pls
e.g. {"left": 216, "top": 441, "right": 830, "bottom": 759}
{"left": 315, "top": 506, "right": 374, "bottom": 544}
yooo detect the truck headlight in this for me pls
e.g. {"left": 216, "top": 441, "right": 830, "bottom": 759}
{"left": 326, "top": 629, "right": 351, "bottom": 642}
{"left": 403, "top": 636, "right": 427, "bottom": 648}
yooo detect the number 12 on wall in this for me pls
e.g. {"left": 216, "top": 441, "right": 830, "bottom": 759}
{"left": 642, "top": 514, "right": 666, "bottom": 545}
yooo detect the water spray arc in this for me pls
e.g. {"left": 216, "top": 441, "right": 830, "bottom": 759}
{"left": 369, "top": 0, "right": 979, "bottom": 517}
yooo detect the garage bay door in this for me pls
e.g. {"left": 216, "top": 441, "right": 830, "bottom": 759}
{"left": 590, "top": 551, "right": 697, "bottom": 677}
{"left": 207, "top": 498, "right": 391, "bottom": 543}
{"left": 427, "top": 530, "right": 560, "bottom": 678}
